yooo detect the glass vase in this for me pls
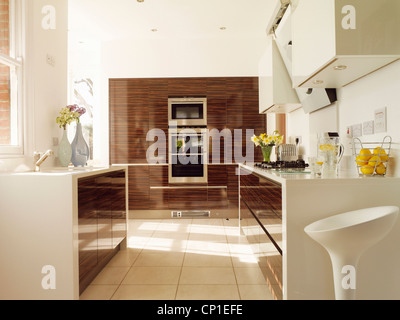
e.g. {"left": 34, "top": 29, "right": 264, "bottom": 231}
{"left": 261, "top": 145, "right": 273, "bottom": 162}
{"left": 71, "top": 122, "right": 90, "bottom": 167}
{"left": 58, "top": 129, "right": 72, "bottom": 167}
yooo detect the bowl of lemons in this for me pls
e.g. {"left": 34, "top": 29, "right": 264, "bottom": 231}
{"left": 353, "top": 136, "right": 392, "bottom": 177}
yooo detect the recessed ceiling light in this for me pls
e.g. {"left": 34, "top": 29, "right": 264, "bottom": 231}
{"left": 334, "top": 65, "right": 348, "bottom": 71}
{"left": 220, "top": 27, "right": 227, "bottom": 31}
{"left": 151, "top": 28, "right": 158, "bottom": 32}
{"left": 137, "top": 0, "right": 144, "bottom": 3}
{"left": 313, "top": 80, "right": 324, "bottom": 85}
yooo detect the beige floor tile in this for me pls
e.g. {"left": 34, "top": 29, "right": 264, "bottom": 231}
{"left": 269, "top": 284, "right": 283, "bottom": 300}
{"left": 228, "top": 242, "right": 254, "bottom": 255}
{"left": 186, "top": 240, "right": 230, "bottom": 255}
{"left": 183, "top": 252, "right": 232, "bottom": 267}
{"left": 122, "top": 266, "right": 182, "bottom": 285}
{"left": 111, "top": 284, "right": 178, "bottom": 300}
{"left": 191, "top": 219, "right": 224, "bottom": 226}
{"left": 156, "top": 220, "right": 192, "bottom": 233}
{"left": 176, "top": 284, "right": 240, "bottom": 300}
{"left": 231, "top": 254, "right": 260, "bottom": 268}
{"left": 143, "top": 237, "right": 188, "bottom": 252}
{"left": 91, "top": 266, "right": 130, "bottom": 285}
{"left": 152, "top": 231, "right": 190, "bottom": 240}
{"left": 134, "top": 251, "right": 185, "bottom": 267}
{"left": 188, "top": 233, "right": 227, "bottom": 244}
{"left": 79, "top": 284, "right": 118, "bottom": 300}
{"left": 189, "top": 225, "right": 226, "bottom": 236}
{"left": 234, "top": 267, "right": 268, "bottom": 285}
{"left": 106, "top": 249, "right": 140, "bottom": 267}
{"left": 179, "top": 267, "right": 236, "bottom": 285}
{"left": 238, "top": 285, "right": 274, "bottom": 300}
{"left": 127, "top": 234, "right": 152, "bottom": 250}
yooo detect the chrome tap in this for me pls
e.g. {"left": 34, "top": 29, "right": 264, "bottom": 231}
{"left": 34, "top": 150, "right": 54, "bottom": 172}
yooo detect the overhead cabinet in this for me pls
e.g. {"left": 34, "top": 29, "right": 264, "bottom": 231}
{"left": 292, "top": 0, "right": 400, "bottom": 88}
{"left": 259, "top": 35, "right": 301, "bottom": 114}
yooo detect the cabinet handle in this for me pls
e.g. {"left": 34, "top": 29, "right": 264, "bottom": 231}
{"left": 150, "top": 186, "right": 227, "bottom": 190}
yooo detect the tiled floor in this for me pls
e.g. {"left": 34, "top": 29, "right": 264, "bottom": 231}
{"left": 80, "top": 218, "right": 275, "bottom": 300}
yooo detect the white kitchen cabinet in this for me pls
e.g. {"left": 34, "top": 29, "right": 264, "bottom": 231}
{"left": 259, "top": 35, "right": 301, "bottom": 114}
{"left": 292, "top": 0, "right": 400, "bottom": 88}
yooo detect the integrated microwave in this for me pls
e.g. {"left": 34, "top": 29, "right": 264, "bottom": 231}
{"left": 168, "top": 97, "right": 207, "bottom": 127}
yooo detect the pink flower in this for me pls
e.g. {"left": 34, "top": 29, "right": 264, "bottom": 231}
{"left": 68, "top": 104, "right": 86, "bottom": 117}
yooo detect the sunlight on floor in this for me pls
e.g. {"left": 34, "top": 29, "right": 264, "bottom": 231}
{"left": 80, "top": 218, "right": 280, "bottom": 300}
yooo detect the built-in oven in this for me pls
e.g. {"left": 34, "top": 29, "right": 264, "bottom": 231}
{"left": 168, "top": 97, "right": 207, "bottom": 127}
{"left": 169, "top": 127, "right": 208, "bottom": 184}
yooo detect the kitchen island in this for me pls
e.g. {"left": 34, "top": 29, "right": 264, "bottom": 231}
{"left": 0, "top": 166, "right": 128, "bottom": 300}
{"left": 240, "top": 164, "right": 400, "bottom": 300}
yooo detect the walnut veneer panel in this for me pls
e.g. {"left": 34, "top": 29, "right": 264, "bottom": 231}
{"left": 110, "top": 79, "right": 149, "bottom": 164}
{"left": 128, "top": 165, "right": 150, "bottom": 210}
{"left": 110, "top": 77, "right": 265, "bottom": 165}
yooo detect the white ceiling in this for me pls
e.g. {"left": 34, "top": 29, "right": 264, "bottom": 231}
{"left": 69, "top": 0, "right": 280, "bottom": 42}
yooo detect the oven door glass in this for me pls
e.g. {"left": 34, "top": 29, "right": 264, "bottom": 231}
{"left": 170, "top": 132, "right": 205, "bottom": 154}
{"left": 171, "top": 104, "right": 204, "bottom": 120}
{"left": 171, "top": 155, "right": 204, "bottom": 178}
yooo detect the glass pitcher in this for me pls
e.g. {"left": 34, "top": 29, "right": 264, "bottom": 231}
{"left": 318, "top": 132, "right": 344, "bottom": 178}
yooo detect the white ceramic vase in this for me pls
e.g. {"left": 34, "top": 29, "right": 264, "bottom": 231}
{"left": 58, "top": 129, "right": 72, "bottom": 167}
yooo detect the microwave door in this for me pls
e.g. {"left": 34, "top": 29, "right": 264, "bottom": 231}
{"left": 168, "top": 98, "right": 207, "bottom": 126}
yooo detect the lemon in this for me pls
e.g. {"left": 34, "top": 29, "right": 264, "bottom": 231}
{"left": 368, "top": 156, "right": 383, "bottom": 167}
{"left": 375, "top": 163, "right": 387, "bottom": 175}
{"left": 360, "top": 166, "right": 374, "bottom": 175}
{"left": 373, "top": 147, "right": 388, "bottom": 161}
{"left": 357, "top": 148, "right": 372, "bottom": 160}
{"left": 319, "top": 145, "right": 335, "bottom": 152}
{"left": 355, "top": 155, "right": 368, "bottom": 166}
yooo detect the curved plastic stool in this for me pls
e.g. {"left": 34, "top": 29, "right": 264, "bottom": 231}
{"left": 304, "top": 206, "right": 398, "bottom": 300}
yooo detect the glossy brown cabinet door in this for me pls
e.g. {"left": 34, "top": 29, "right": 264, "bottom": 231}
{"left": 239, "top": 167, "right": 283, "bottom": 300}
{"left": 78, "top": 170, "right": 127, "bottom": 294}
{"left": 127, "top": 165, "right": 239, "bottom": 213}
{"left": 207, "top": 165, "right": 228, "bottom": 209}
{"left": 96, "top": 175, "right": 113, "bottom": 263}
{"left": 110, "top": 171, "right": 127, "bottom": 248}
{"left": 109, "top": 79, "right": 149, "bottom": 164}
{"left": 77, "top": 177, "right": 98, "bottom": 287}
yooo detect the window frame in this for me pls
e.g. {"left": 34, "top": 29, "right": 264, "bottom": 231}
{"left": 0, "top": 0, "right": 24, "bottom": 156}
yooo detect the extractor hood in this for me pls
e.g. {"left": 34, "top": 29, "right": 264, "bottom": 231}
{"left": 259, "top": 35, "right": 301, "bottom": 114}
{"left": 270, "top": 2, "right": 337, "bottom": 113}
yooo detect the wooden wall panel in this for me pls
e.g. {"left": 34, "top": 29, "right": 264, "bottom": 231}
{"left": 148, "top": 79, "right": 169, "bottom": 164}
{"left": 168, "top": 78, "right": 207, "bottom": 97}
{"left": 128, "top": 165, "right": 150, "bottom": 210}
{"left": 110, "top": 77, "right": 264, "bottom": 212}
{"left": 168, "top": 187, "right": 208, "bottom": 210}
{"left": 110, "top": 79, "right": 149, "bottom": 164}
{"left": 110, "top": 77, "right": 265, "bottom": 165}
{"left": 227, "top": 165, "right": 239, "bottom": 210}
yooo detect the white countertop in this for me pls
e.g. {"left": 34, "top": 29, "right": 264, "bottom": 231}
{"left": 2, "top": 165, "right": 127, "bottom": 178}
{"left": 240, "top": 163, "right": 400, "bottom": 184}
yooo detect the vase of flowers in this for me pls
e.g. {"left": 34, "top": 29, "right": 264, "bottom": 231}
{"left": 56, "top": 106, "right": 80, "bottom": 167}
{"left": 251, "top": 131, "right": 284, "bottom": 162}
{"left": 69, "top": 105, "right": 90, "bottom": 167}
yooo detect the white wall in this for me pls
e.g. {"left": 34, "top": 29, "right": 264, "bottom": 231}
{"left": 0, "top": 0, "right": 68, "bottom": 172}
{"left": 337, "top": 59, "right": 400, "bottom": 177}
{"left": 31, "top": 0, "right": 68, "bottom": 161}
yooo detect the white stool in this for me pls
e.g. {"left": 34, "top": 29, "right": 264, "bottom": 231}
{"left": 304, "top": 206, "right": 398, "bottom": 300}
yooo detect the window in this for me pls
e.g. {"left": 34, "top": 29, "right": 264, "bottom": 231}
{"left": 0, "top": 0, "right": 23, "bottom": 155}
